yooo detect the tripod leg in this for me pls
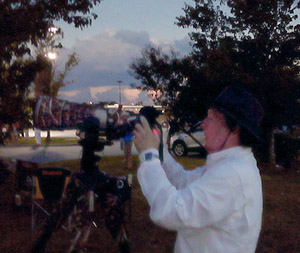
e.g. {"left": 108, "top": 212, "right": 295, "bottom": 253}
{"left": 82, "top": 224, "right": 92, "bottom": 244}
{"left": 68, "top": 229, "right": 82, "bottom": 253}
{"left": 117, "top": 224, "right": 131, "bottom": 253}
{"left": 31, "top": 181, "right": 79, "bottom": 252}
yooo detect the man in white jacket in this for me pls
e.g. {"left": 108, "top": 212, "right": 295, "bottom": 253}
{"left": 133, "top": 86, "right": 265, "bottom": 253}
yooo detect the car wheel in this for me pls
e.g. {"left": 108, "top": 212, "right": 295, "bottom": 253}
{"left": 172, "top": 140, "right": 188, "bottom": 157}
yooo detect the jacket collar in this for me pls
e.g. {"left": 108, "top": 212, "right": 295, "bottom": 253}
{"left": 206, "top": 146, "right": 252, "bottom": 170}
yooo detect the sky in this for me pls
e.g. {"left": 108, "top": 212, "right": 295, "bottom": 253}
{"left": 52, "top": 0, "right": 194, "bottom": 105}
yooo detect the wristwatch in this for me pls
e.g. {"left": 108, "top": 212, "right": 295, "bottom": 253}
{"left": 140, "top": 151, "right": 159, "bottom": 162}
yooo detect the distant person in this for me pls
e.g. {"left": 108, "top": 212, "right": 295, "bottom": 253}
{"left": 121, "top": 132, "right": 133, "bottom": 170}
{"left": 34, "top": 128, "right": 41, "bottom": 145}
{"left": 0, "top": 125, "right": 8, "bottom": 146}
{"left": 12, "top": 122, "right": 19, "bottom": 141}
{"left": 25, "top": 129, "right": 29, "bottom": 143}
{"left": 133, "top": 86, "right": 264, "bottom": 252}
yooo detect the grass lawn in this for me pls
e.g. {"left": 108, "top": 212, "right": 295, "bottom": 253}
{"left": 0, "top": 154, "right": 299, "bottom": 252}
{"left": 3, "top": 136, "right": 79, "bottom": 146}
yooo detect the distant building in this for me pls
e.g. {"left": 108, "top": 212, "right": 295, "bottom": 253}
{"left": 105, "top": 104, "right": 164, "bottom": 115}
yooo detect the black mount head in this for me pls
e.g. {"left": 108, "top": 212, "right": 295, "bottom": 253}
{"left": 77, "top": 116, "right": 105, "bottom": 175}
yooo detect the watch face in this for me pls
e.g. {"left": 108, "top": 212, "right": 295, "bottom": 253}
{"left": 145, "top": 153, "right": 153, "bottom": 160}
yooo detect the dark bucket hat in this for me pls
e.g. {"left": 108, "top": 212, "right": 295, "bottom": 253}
{"left": 211, "top": 86, "right": 264, "bottom": 139}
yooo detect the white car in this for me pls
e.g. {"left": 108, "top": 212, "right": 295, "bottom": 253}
{"left": 170, "top": 124, "right": 206, "bottom": 157}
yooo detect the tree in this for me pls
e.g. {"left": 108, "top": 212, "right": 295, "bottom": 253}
{"left": 33, "top": 27, "right": 80, "bottom": 98}
{"left": 177, "top": 0, "right": 300, "bottom": 161}
{"left": 33, "top": 51, "right": 79, "bottom": 141}
{"left": 129, "top": 1, "right": 300, "bottom": 162}
{"left": 32, "top": 27, "right": 80, "bottom": 140}
{"left": 129, "top": 45, "right": 183, "bottom": 106}
{"left": 176, "top": 0, "right": 300, "bottom": 128}
{"left": 130, "top": 1, "right": 300, "bottom": 130}
{"left": 33, "top": 53, "right": 80, "bottom": 98}
{"left": 0, "top": 0, "right": 102, "bottom": 129}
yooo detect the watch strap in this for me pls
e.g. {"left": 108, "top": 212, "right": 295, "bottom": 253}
{"left": 139, "top": 149, "right": 159, "bottom": 162}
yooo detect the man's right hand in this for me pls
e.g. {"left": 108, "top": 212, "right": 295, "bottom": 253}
{"left": 133, "top": 116, "right": 160, "bottom": 154}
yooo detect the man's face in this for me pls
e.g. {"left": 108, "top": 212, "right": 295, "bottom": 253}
{"left": 200, "top": 108, "right": 231, "bottom": 154}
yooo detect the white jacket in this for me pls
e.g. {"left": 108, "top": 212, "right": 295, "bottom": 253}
{"left": 137, "top": 146, "right": 262, "bottom": 253}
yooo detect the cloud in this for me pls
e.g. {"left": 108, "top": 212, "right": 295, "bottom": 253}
{"left": 59, "top": 90, "right": 81, "bottom": 98}
{"left": 92, "top": 86, "right": 119, "bottom": 102}
{"left": 123, "top": 87, "right": 142, "bottom": 102}
{"left": 156, "top": 36, "right": 193, "bottom": 57}
{"left": 113, "top": 30, "right": 152, "bottom": 48}
{"left": 173, "top": 36, "right": 193, "bottom": 55}
{"left": 90, "top": 85, "right": 153, "bottom": 105}
{"left": 90, "top": 86, "right": 114, "bottom": 100}
{"left": 55, "top": 29, "right": 192, "bottom": 103}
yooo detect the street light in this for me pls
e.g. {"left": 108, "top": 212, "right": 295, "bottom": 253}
{"left": 46, "top": 52, "right": 57, "bottom": 60}
{"left": 48, "top": 26, "right": 58, "bottom": 34}
{"left": 117, "top": 80, "right": 122, "bottom": 104}
{"left": 46, "top": 26, "right": 58, "bottom": 62}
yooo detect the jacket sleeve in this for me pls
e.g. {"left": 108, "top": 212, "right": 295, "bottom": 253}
{"left": 162, "top": 146, "right": 206, "bottom": 189}
{"left": 137, "top": 161, "right": 245, "bottom": 231}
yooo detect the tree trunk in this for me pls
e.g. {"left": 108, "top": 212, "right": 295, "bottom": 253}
{"left": 269, "top": 129, "right": 276, "bottom": 167}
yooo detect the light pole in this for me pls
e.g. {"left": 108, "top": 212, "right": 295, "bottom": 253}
{"left": 45, "top": 51, "right": 57, "bottom": 143}
{"left": 45, "top": 26, "right": 58, "bottom": 142}
{"left": 117, "top": 80, "right": 122, "bottom": 104}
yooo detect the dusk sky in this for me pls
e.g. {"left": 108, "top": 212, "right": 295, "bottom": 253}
{"left": 52, "top": 0, "right": 194, "bottom": 105}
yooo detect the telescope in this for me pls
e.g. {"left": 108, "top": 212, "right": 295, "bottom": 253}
{"left": 34, "top": 96, "right": 137, "bottom": 140}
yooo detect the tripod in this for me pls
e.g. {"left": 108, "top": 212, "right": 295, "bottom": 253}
{"left": 32, "top": 117, "right": 132, "bottom": 253}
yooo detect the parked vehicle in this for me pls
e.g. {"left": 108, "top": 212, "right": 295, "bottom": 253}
{"left": 170, "top": 122, "right": 206, "bottom": 157}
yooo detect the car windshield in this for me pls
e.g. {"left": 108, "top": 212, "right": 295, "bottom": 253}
{"left": 188, "top": 121, "right": 203, "bottom": 133}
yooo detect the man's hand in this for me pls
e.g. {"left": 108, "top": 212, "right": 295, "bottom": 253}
{"left": 133, "top": 116, "right": 160, "bottom": 153}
